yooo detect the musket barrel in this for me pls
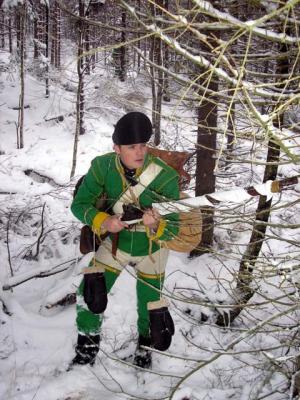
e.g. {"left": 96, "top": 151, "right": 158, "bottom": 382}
{"left": 153, "top": 176, "right": 299, "bottom": 215}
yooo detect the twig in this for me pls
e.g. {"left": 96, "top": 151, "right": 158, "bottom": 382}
{"left": 2, "top": 258, "right": 78, "bottom": 291}
{"left": 6, "top": 212, "right": 13, "bottom": 278}
{"left": 33, "top": 202, "right": 46, "bottom": 260}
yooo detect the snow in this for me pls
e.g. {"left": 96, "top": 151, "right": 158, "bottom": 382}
{"left": 193, "top": 0, "right": 300, "bottom": 44}
{"left": 2, "top": 0, "right": 22, "bottom": 8}
{"left": 0, "top": 43, "right": 300, "bottom": 400}
{"left": 138, "top": 13, "right": 298, "bottom": 110}
{"left": 153, "top": 182, "right": 278, "bottom": 214}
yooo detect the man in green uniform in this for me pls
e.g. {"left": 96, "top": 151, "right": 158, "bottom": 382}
{"left": 71, "top": 112, "right": 179, "bottom": 368}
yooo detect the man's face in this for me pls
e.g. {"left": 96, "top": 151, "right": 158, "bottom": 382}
{"left": 114, "top": 143, "right": 147, "bottom": 169}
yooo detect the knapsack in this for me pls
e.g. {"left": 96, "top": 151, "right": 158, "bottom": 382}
{"left": 73, "top": 176, "right": 109, "bottom": 254}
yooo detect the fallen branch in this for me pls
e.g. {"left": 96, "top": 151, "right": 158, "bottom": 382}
{"left": 24, "top": 169, "right": 65, "bottom": 187}
{"left": 45, "top": 292, "right": 76, "bottom": 309}
{"left": 6, "top": 212, "right": 13, "bottom": 279}
{"left": 11, "top": 104, "right": 30, "bottom": 110}
{"left": 44, "top": 114, "right": 64, "bottom": 123}
{"left": 44, "top": 111, "right": 76, "bottom": 123}
{"left": 2, "top": 258, "right": 78, "bottom": 291}
{"left": 32, "top": 202, "right": 46, "bottom": 260}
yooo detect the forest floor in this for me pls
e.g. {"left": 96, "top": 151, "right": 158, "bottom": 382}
{"left": 0, "top": 48, "right": 300, "bottom": 400}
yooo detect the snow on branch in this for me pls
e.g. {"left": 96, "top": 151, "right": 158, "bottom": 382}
{"left": 2, "top": 258, "right": 78, "bottom": 291}
{"left": 119, "top": 0, "right": 300, "bottom": 102}
{"left": 242, "top": 88, "right": 300, "bottom": 162}
{"left": 55, "top": 0, "right": 140, "bottom": 34}
{"left": 153, "top": 176, "right": 300, "bottom": 215}
{"left": 169, "top": 302, "right": 300, "bottom": 399}
{"left": 133, "top": 46, "right": 231, "bottom": 102}
{"left": 192, "top": 0, "right": 300, "bottom": 45}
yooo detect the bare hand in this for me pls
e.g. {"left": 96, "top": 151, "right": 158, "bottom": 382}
{"left": 102, "top": 215, "right": 128, "bottom": 233}
{"left": 142, "top": 208, "right": 160, "bottom": 230}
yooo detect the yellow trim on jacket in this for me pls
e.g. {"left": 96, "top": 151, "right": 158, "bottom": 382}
{"left": 92, "top": 212, "right": 110, "bottom": 235}
{"left": 145, "top": 219, "right": 167, "bottom": 241}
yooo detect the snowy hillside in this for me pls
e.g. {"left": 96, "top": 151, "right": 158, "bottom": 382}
{"left": 1, "top": 45, "right": 300, "bottom": 400}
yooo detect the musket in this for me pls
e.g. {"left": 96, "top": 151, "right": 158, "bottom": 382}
{"left": 152, "top": 175, "right": 300, "bottom": 215}
{"left": 121, "top": 176, "right": 299, "bottom": 223}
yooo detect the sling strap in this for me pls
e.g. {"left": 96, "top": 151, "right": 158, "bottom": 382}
{"left": 113, "top": 162, "right": 163, "bottom": 215}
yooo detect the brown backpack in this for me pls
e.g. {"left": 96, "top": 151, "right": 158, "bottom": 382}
{"left": 147, "top": 147, "right": 202, "bottom": 253}
{"left": 73, "top": 176, "right": 109, "bottom": 254}
{"left": 147, "top": 146, "right": 191, "bottom": 188}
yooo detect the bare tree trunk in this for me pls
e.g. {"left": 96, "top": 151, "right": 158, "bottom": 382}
{"left": 119, "top": 10, "right": 126, "bottom": 82}
{"left": 16, "top": 6, "right": 20, "bottom": 49}
{"left": 78, "top": 0, "right": 85, "bottom": 136}
{"left": 226, "top": 85, "right": 235, "bottom": 163}
{"left": 45, "top": 2, "right": 49, "bottom": 98}
{"left": 50, "top": 1, "right": 56, "bottom": 66}
{"left": 56, "top": 3, "right": 61, "bottom": 68}
{"left": 85, "top": 8, "right": 90, "bottom": 75}
{"left": 154, "top": 33, "right": 163, "bottom": 144}
{"left": 1, "top": 9, "right": 5, "bottom": 48}
{"left": 17, "top": 1, "right": 26, "bottom": 150}
{"left": 190, "top": 75, "right": 217, "bottom": 257}
{"left": 149, "top": 34, "right": 157, "bottom": 135}
{"left": 136, "top": 0, "right": 141, "bottom": 71}
{"left": 261, "top": 46, "right": 269, "bottom": 114}
{"left": 8, "top": 13, "right": 12, "bottom": 53}
{"left": 37, "top": 3, "right": 45, "bottom": 56}
{"left": 91, "top": 25, "right": 96, "bottom": 71}
{"left": 70, "top": 0, "right": 85, "bottom": 178}
{"left": 34, "top": 2, "right": 47, "bottom": 61}
{"left": 149, "top": 0, "right": 163, "bottom": 145}
{"left": 143, "top": 37, "right": 147, "bottom": 70}
{"left": 71, "top": 67, "right": 84, "bottom": 178}
{"left": 216, "top": 28, "right": 289, "bottom": 327}
{"left": 33, "top": 10, "right": 38, "bottom": 59}
{"left": 50, "top": 1, "right": 61, "bottom": 69}
{"left": 162, "top": 0, "right": 170, "bottom": 102}
{"left": 162, "top": 41, "right": 170, "bottom": 102}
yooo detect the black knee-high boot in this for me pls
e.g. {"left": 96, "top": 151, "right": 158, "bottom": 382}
{"left": 72, "top": 334, "right": 100, "bottom": 366}
{"left": 133, "top": 335, "right": 152, "bottom": 369}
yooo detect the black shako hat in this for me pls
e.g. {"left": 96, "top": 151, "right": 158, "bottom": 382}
{"left": 112, "top": 112, "right": 152, "bottom": 145}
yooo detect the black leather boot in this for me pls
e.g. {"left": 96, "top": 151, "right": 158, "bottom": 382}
{"left": 72, "top": 334, "right": 100, "bottom": 366}
{"left": 133, "top": 335, "right": 152, "bottom": 369}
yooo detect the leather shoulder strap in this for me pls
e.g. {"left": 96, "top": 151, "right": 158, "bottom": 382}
{"left": 113, "top": 162, "right": 162, "bottom": 214}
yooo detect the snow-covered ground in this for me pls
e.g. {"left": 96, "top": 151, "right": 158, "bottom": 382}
{"left": 1, "top": 47, "right": 300, "bottom": 400}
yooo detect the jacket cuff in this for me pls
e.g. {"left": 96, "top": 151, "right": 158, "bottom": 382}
{"left": 146, "top": 219, "right": 167, "bottom": 240}
{"left": 92, "top": 212, "right": 110, "bottom": 235}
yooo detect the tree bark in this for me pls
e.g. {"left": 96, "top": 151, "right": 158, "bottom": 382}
{"left": 153, "top": 31, "right": 163, "bottom": 145}
{"left": 119, "top": 10, "right": 126, "bottom": 82}
{"left": 56, "top": 3, "right": 61, "bottom": 68}
{"left": 226, "top": 85, "right": 235, "bottom": 163}
{"left": 216, "top": 19, "right": 290, "bottom": 327}
{"left": 70, "top": 0, "right": 85, "bottom": 178}
{"left": 8, "top": 13, "right": 12, "bottom": 53}
{"left": 17, "top": 1, "right": 26, "bottom": 150}
{"left": 85, "top": 7, "right": 90, "bottom": 75}
{"left": 150, "top": 0, "right": 164, "bottom": 145}
{"left": 162, "top": 0, "right": 170, "bottom": 102}
{"left": 190, "top": 75, "right": 218, "bottom": 257}
{"left": 33, "top": 9, "right": 38, "bottom": 59}
{"left": 50, "top": 1, "right": 61, "bottom": 69}
{"left": 45, "top": 2, "right": 49, "bottom": 98}
{"left": 50, "top": 1, "right": 56, "bottom": 66}
{"left": 1, "top": 9, "right": 5, "bottom": 48}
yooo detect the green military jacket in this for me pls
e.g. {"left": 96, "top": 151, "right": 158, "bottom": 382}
{"left": 71, "top": 152, "right": 180, "bottom": 256}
